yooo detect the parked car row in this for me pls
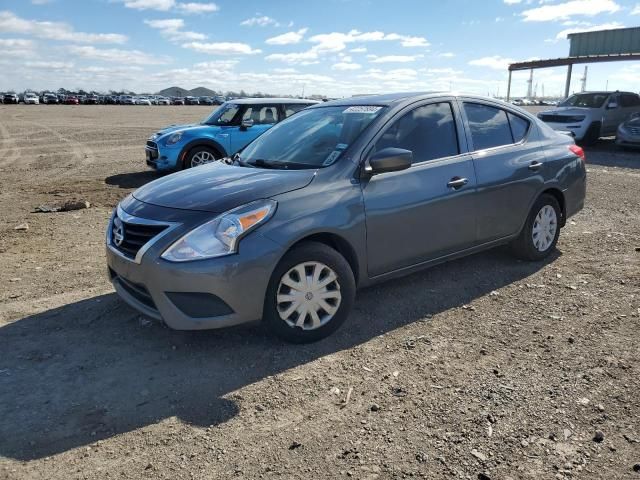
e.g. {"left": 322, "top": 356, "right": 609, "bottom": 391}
{"left": 108, "top": 92, "right": 587, "bottom": 343}
{"left": 535, "top": 90, "right": 640, "bottom": 147}
{"left": 0, "top": 92, "right": 229, "bottom": 105}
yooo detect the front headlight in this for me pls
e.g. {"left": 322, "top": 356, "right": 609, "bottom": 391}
{"left": 166, "top": 131, "right": 183, "bottom": 145}
{"left": 161, "top": 200, "right": 277, "bottom": 262}
{"left": 565, "top": 115, "right": 586, "bottom": 123}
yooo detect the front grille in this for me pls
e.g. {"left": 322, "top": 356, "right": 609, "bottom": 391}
{"left": 539, "top": 114, "right": 576, "bottom": 123}
{"left": 629, "top": 127, "right": 640, "bottom": 136}
{"left": 116, "top": 276, "right": 157, "bottom": 311}
{"left": 111, "top": 219, "right": 167, "bottom": 260}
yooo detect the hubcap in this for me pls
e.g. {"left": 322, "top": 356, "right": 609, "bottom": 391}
{"left": 532, "top": 205, "right": 557, "bottom": 252}
{"left": 190, "top": 150, "right": 217, "bottom": 167}
{"left": 276, "top": 262, "right": 342, "bottom": 331}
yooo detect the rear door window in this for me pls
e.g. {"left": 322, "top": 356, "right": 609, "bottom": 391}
{"left": 463, "top": 103, "right": 513, "bottom": 150}
{"left": 374, "top": 102, "right": 459, "bottom": 164}
{"left": 242, "top": 106, "right": 280, "bottom": 125}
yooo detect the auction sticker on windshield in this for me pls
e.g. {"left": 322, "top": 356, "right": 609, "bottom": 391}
{"left": 344, "top": 106, "right": 383, "bottom": 114}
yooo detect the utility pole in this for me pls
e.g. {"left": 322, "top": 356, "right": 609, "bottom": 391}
{"left": 526, "top": 69, "right": 533, "bottom": 99}
{"left": 580, "top": 66, "right": 588, "bottom": 92}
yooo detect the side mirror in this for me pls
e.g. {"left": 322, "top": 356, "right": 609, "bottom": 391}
{"left": 240, "top": 118, "right": 254, "bottom": 130}
{"left": 607, "top": 102, "right": 619, "bottom": 110}
{"left": 366, "top": 147, "right": 412, "bottom": 175}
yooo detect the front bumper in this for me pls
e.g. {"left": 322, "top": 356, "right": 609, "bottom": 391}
{"left": 145, "top": 141, "right": 181, "bottom": 171}
{"left": 543, "top": 121, "right": 589, "bottom": 141}
{"left": 105, "top": 204, "right": 284, "bottom": 330}
{"left": 615, "top": 128, "right": 640, "bottom": 148}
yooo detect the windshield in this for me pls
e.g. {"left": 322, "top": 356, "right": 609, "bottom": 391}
{"left": 238, "top": 105, "right": 386, "bottom": 169}
{"left": 559, "top": 93, "right": 609, "bottom": 108}
{"left": 203, "top": 103, "right": 240, "bottom": 125}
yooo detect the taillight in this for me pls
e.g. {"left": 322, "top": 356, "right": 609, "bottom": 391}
{"left": 569, "top": 144, "right": 586, "bottom": 163}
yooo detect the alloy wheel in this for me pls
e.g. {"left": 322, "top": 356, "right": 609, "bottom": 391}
{"left": 190, "top": 150, "right": 217, "bottom": 167}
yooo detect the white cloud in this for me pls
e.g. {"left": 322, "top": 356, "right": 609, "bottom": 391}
{"left": 439, "top": 52, "right": 455, "bottom": 58}
{"left": 266, "top": 28, "right": 308, "bottom": 45}
{"left": 117, "top": 0, "right": 218, "bottom": 14}
{"left": 503, "top": 0, "right": 522, "bottom": 4}
{"left": 554, "top": 22, "right": 624, "bottom": 40}
{"left": 120, "top": 0, "right": 175, "bottom": 10}
{"left": 469, "top": 55, "right": 515, "bottom": 70}
{"left": 144, "top": 18, "right": 206, "bottom": 41}
{"left": 264, "top": 50, "right": 319, "bottom": 65}
{"left": 633, "top": 3, "right": 640, "bottom": 14}
{"left": 369, "top": 54, "right": 423, "bottom": 63}
{"left": 0, "top": 10, "right": 127, "bottom": 44}
{"left": 182, "top": 41, "right": 261, "bottom": 55}
{"left": 332, "top": 62, "right": 362, "bottom": 71}
{"left": 521, "top": 0, "right": 621, "bottom": 22}
{"left": 240, "top": 15, "right": 279, "bottom": 27}
{"left": 350, "top": 47, "right": 367, "bottom": 53}
{"left": 0, "top": 38, "right": 36, "bottom": 56}
{"left": 178, "top": 2, "right": 218, "bottom": 14}
{"left": 24, "top": 60, "right": 74, "bottom": 69}
{"left": 68, "top": 45, "right": 168, "bottom": 65}
{"left": 309, "top": 30, "right": 429, "bottom": 53}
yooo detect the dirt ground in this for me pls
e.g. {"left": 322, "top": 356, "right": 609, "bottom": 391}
{"left": 0, "top": 105, "right": 638, "bottom": 480}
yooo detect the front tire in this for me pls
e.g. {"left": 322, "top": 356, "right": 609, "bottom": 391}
{"left": 183, "top": 147, "right": 220, "bottom": 169}
{"left": 264, "top": 242, "right": 356, "bottom": 343}
{"left": 511, "top": 194, "right": 561, "bottom": 261}
{"left": 579, "top": 122, "right": 601, "bottom": 146}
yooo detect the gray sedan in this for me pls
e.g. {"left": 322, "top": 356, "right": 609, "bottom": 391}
{"left": 106, "top": 92, "right": 587, "bottom": 343}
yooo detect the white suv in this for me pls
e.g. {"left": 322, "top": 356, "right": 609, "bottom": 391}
{"left": 537, "top": 91, "right": 640, "bottom": 144}
{"left": 23, "top": 92, "right": 39, "bottom": 104}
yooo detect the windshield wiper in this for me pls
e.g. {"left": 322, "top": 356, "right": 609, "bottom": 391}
{"left": 246, "top": 159, "right": 318, "bottom": 170}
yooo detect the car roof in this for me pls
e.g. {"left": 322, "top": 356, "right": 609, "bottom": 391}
{"left": 313, "top": 91, "right": 521, "bottom": 109}
{"left": 229, "top": 98, "right": 321, "bottom": 105}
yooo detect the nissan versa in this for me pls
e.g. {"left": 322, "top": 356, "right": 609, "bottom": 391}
{"left": 145, "top": 98, "right": 318, "bottom": 171}
{"left": 107, "top": 92, "right": 587, "bottom": 343}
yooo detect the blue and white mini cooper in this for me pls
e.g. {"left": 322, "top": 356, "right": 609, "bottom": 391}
{"left": 145, "top": 98, "right": 319, "bottom": 171}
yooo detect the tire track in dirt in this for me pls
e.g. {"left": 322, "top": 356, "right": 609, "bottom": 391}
{"left": 0, "top": 117, "right": 20, "bottom": 169}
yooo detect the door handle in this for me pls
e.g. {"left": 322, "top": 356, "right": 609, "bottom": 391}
{"left": 447, "top": 177, "right": 469, "bottom": 189}
{"left": 528, "top": 161, "right": 544, "bottom": 171}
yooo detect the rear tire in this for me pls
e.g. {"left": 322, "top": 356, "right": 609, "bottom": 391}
{"left": 183, "top": 147, "right": 220, "bottom": 169}
{"left": 263, "top": 242, "right": 356, "bottom": 343}
{"left": 511, "top": 194, "right": 561, "bottom": 261}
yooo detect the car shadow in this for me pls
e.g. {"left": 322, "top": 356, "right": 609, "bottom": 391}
{"left": 105, "top": 171, "right": 163, "bottom": 189}
{"left": 0, "top": 247, "right": 559, "bottom": 460}
{"left": 585, "top": 138, "right": 640, "bottom": 170}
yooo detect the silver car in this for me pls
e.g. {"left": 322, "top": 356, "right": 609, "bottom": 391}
{"left": 616, "top": 112, "right": 640, "bottom": 149}
{"left": 106, "top": 92, "right": 587, "bottom": 343}
{"left": 537, "top": 91, "right": 640, "bottom": 144}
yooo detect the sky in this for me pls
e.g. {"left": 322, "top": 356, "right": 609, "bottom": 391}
{"left": 0, "top": 0, "right": 639, "bottom": 98}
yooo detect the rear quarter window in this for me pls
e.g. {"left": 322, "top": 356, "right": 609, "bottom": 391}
{"left": 508, "top": 113, "right": 530, "bottom": 143}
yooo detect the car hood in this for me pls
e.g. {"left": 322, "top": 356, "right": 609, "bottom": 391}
{"left": 540, "top": 107, "right": 592, "bottom": 116}
{"left": 153, "top": 123, "right": 206, "bottom": 138}
{"left": 623, "top": 116, "right": 640, "bottom": 127}
{"left": 132, "top": 161, "right": 316, "bottom": 213}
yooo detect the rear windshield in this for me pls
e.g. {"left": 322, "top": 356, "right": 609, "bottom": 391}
{"left": 559, "top": 93, "right": 608, "bottom": 109}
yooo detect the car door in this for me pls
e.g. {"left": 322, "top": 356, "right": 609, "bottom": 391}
{"left": 361, "top": 100, "right": 478, "bottom": 277}
{"left": 229, "top": 105, "right": 280, "bottom": 153}
{"left": 459, "top": 99, "right": 544, "bottom": 243}
{"left": 602, "top": 94, "right": 626, "bottom": 135}
{"left": 618, "top": 93, "right": 640, "bottom": 127}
